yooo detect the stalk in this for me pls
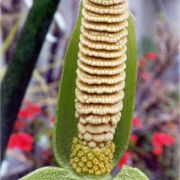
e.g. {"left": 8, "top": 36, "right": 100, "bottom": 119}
{"left": 0, "top": 0, "right": 60, "bottom": 162}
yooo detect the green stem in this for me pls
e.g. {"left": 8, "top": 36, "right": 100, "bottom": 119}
{"left": 0, "top": 0, "right": 60, "bottom": 162}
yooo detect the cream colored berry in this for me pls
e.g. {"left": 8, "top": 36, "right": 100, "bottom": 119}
{"left": 76, "top": 100, "right": 123, "bottom": 115}
{"left": 83, "top": 0, "right": 128, "bottom": 15}
{"left": 81, "top": 27, "right": 128, "bottom": 43}
{"left": 82, "top": 18, "right": 128, "bottom": 32}
{"left": 89, "top": 0, "right": 125, "bottom": 6}
{"left": 78, "top": 52, "right": 127, "bottom": 67}
{"left": 79, "top": 113, "right": 121, "bottom": 125}
{"left": 80, "top": 34, "right": 127, "bottom": 51}
{"left": 82, "top": 8, "right": 129, "bottom": 23}
{"left": 77, "top": 68, "right": 126, "bottom": 85}
{"left": 79, "top": 44, "right": 127, "bottom": 58}
{"left": 76, "top": 79, "right": 125, "bottom": 94}
{"left": 78, "top": 60, "right": 126, "bottom": 75}
{"left": 83, "top": 132, "right": 93, "bottom": 141}
{"left": 76, "top": 88, "right": 124, "bottom": 104}
{"left": 88, "top": 141, "right": 97, "bottom": 148}
{"left": 78, "top": 122, "right": 86, "bottom": 134}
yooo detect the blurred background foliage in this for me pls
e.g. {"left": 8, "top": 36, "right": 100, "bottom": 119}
{"left": 0, "top": 0, "right": 179, "bottom": 180}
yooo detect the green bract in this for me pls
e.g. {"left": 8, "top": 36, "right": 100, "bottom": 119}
{"left": 20, "top": 167, "right": 80, "bottom": 180}
{"left": 21, "top": 166, "right": 148, "bottom": 180}
{"left": 114, "top": 166, "right": 148, "bottom": 180}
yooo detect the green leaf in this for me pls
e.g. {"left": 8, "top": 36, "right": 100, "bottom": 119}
{"left": 20, "top": 167, "right": 80, "bottom": 180}
{"left": 53, "top": 2, "right": 137, "bottom": 169}
{"left": 114, "top": 165, "right": 149, "bottom": 180}
{"left": 113, "top": 15, "right": 138, "bottom": 164}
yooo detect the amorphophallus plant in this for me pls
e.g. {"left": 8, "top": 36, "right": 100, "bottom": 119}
{"left": 21, "top": 0, "right": 148, "bottom": 179}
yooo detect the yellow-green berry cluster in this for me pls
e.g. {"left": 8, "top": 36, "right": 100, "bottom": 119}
{"left": 70, "top": 138, "right": 115, "bottom": 175}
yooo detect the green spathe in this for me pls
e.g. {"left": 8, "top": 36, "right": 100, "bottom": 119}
{"left": 113, "top": 14, "right": 138, "bottom": 165}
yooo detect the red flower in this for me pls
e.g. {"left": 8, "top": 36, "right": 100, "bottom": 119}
{"left": 117, "top": 151, "right": 130, "bottom": 169}
{"left": 18, "top": 102, "right": 42, "bottom": 120}
{"left": 139, "top": 58, "right": 146, "bottom": 67}
{"left": 145, "top": 52, "right": 157, "bottom": 61}
{"left": 155, "top": 79, "right": 162, "bottom": 87}
{"left": 133, "top": 116, "right": 142, "bottom": 128}
{"left": 50, "top": 116, "right": 55, "bottom": 125}
{"left": 152, "top": 133, "right": 175, "bottom": 156}
{"left": 153, "top": 145, "right": 163, "bottom": 156}
{"left": 130, "top": 134, "right": 138, "bottom": 143}
{"left": 14, "top": 120, "right": 25, "bottom": 130}
{"left": 140, "top": 72, "right": 152, "bottom": 81}
{"left": 8, "top": 132, "right": 33, "bottom": 152}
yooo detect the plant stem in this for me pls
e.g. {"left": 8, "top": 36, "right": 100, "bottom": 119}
{"left": 0, "top": 0, "right": 60, "bottom": 163}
